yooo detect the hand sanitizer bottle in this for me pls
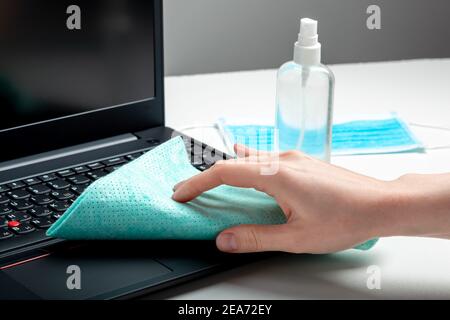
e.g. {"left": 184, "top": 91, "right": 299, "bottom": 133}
{"left": 275, "top": 18, "right": 334, "bottom": 162}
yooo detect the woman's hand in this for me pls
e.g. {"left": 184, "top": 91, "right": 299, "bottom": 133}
{"left": 172, "top": 145, "right": 400, "bottom": 254}
{"left": 172, "top": 145, "right": 450, "bottom": 254}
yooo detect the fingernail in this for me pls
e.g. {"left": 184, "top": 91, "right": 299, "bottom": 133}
{"left": 172, "top": 187, "right": 187, "bottom": 201}
{"left": 172, "top": 181, "right": 185, "bottom": 192}
{"left": 216, "top": 233, "right": 238, "bottom": 252}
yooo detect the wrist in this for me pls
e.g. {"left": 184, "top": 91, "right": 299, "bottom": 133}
{"left": 371, "top": 179, "right": 414, "bottom": 238}
{"left": 372, "top": 174, "right": 450, "bottom": 238}
{"left": 347, "top": 179, "right": 406, "bottom": 242}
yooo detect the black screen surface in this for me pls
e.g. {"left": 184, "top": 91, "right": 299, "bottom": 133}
{"left": 0, "top": 0, "right": 155, "bottom": 132}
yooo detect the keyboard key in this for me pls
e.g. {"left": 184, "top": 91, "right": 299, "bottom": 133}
{"left": 48, "top": 179, "right": 70, "bottom": 190}
{"left": 30, "top": 195, "right": 53, "bottom": 205}
{"left": 191, "top": 157, "right": 204, "bottom": 166}
{"left": 57, "top": 169, "right": 75, "bottom": 177}
{"left": 203, "top": 154, "right": 224, "bottom": 166}
{"left": 87, "top": 170, "right": 108, "bottom": 180}
{"left": 39, "top": 173, "right": 57, "bottom": 182}
{"left": 0, "top": 228, "right": 14, "bottom": 240}
{"left": 68, "top": 175, "right": 90, "bottom": 185}
{"left": 31, "top": 217, "right": 54, "bottom": 229}
{"left": 104, "top": 165, "right": 123, "bottom": 173}
{"left": 102, "top": 157, "right": 126, "bottom": 167}
{"left": 87, "top": 162, "right": 105, "bottom": 170}
{"left": 194, "top": 164, "right": 209, "bottom": 171}
{"left": 10, "top": 223, "right": 35, "bottom": 235}
{"left": 190, "top": 144, "right": 201, "bottom": 155}
{"left": 0, "top": 185, "right": 10, "bottom": 193}
{"left": 0, "top": 195, "right": 9, "bottom": 204}
{"left": 104, "top": 167, "right": 114, "bottom": 173}
{"left": 23, "top": 178, "right": 41, "bottom": 186}
{"left": 7, "top": 181, "right": 26, "bottom": 190}
{"left": 7, "top": 212, "right": 32, "bottom": 222}
{"left": 29, "top": 207, "right": 53, "bottom": 217}
{"left": 0, "top": 217, "right": 7, "bottom": 228}
{"left": 73, "top": 166, "right": 89, "bottom": 174}
{"left": 0, "top": 204, "right": 13, "bottom": 216}
{"left": 10, "top": 200, "right": 34, "bottom": 211}
{"left": 126, "top": 153, "right": 142, "bottom": 161}
{"left": 52, "top": 213, "right": 63, "bottom": 220}
{"left": 29, "top": 184, "right": 52, "bottom": 195}
{"left": 49, "top": 201, "right": 70, "bottom": 212}
{"left": 51, "top": 191, "right": 75, "bottom": 201}
{"left": 7, "top": 189, "right": 31, "bottom": 200}
{"left": 187, "top": 138, "right": 196, "bottom": 149}
{"left": 71, "top": 184, "right": 89, "bottom": 195}
{"left": 191, "top": 146, "right": 204, "bottom": 157}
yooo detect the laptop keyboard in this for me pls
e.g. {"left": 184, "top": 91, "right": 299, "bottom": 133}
{"left": 0, "top": 138, "right": 226, "bottom": 254}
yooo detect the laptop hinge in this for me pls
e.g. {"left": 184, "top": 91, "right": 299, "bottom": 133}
{"left": 0, "top": 133, "right": 138, "bottom": 172}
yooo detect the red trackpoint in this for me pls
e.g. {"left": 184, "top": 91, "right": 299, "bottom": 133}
{"left": 8, "top": 221, "right": 20, "bottom": 228}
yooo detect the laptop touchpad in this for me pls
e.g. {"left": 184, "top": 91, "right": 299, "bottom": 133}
{"left": 3, "top": 244, "right": 172, "bottom": 300}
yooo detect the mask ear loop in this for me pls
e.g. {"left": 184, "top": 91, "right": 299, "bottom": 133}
{"left": 409, "top": 122, "right": 450, "bottom": 150}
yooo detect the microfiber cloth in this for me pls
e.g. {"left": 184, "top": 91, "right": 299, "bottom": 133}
{"left": 47, "top": 137, "right": 377, "bottom": 251}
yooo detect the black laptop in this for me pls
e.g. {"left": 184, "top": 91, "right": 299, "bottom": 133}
{"left": 0, "top": 0, "right": 257, "bottom": 299}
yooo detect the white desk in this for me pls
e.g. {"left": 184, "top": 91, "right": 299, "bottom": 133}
{"left": 152, "top": 59, "right": 450, "bottom": 299}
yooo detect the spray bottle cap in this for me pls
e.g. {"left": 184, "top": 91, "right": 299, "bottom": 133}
{"left": 294, "top": 18, "right": 321, "bottom": 65}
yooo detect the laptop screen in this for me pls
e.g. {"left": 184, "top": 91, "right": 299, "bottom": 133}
{"left": 0, "top": 0, "right": 155, "bottom": 132}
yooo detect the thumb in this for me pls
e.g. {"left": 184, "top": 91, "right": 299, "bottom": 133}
{"left": 216, "top": 224, "right": 292, "bottom": 253}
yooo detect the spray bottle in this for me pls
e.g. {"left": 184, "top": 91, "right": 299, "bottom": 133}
{"left": 275, "top": 18, "right": 334, "bottom": 162}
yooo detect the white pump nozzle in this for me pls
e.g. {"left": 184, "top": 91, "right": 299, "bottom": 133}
{"left": 299, "top": 18, "right": 318, "bottom": 46}
{"left": 294, "top": 18, "right": 321, "bottom": 65}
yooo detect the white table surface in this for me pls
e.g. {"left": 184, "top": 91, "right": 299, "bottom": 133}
{"left": 151, "top": 59, "right": 450, "bottom": 299}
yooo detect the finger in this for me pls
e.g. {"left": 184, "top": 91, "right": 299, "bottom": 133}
{"left": 216, "top": 224, "right": 294, "bottom": 253}
{"left": 172, "top": 161, "right": 278, "bottom": 202}
{"left": 234, "top": 155, "right": 276, "bottom": 163}
{"left": 234, "top": 144, "right": 273, "bottom": 158}
{"left": 172, "top": 158, "right": 272, "bottom": 192}
{"left": 172, "top": 180, "right": 186, "bottom": 191}
{"left": 234, "top": 144, "right": 254, "bottom": 157}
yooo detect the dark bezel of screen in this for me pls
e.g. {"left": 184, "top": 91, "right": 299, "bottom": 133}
{"left": 0, "top": 0, "right": 165, "bottom": 162}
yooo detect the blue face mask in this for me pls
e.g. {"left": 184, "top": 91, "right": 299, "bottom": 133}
{"left": 218, "top": 114, "right": 424, "bottom": 156}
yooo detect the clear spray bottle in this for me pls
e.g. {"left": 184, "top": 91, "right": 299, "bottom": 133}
{"left": 275, "top": 18, "right": 334, "bottom": 162}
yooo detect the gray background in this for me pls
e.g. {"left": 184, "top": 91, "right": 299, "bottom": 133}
{"left": 163, "top": 0, "right": 450, "bottom": 76}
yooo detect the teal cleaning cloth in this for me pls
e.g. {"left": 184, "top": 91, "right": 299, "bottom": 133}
{"left": 47, "top": 137, "right": 377, "bottom": 250}
{"left": 47, "top": 137, "right": 285, "bottom": 240}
